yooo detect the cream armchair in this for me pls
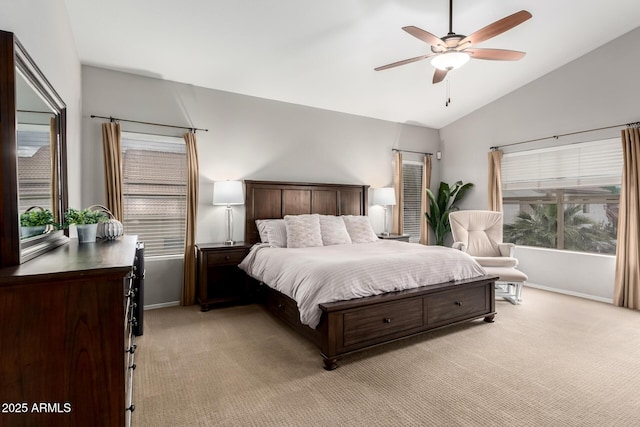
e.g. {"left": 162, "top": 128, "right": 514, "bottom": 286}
{"left": 449, "top": 210, "right": 527, "bottom": 304}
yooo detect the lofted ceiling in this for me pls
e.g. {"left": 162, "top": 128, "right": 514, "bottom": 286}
{"left": 64, "top": 0, "right": 640, "bottom": 129}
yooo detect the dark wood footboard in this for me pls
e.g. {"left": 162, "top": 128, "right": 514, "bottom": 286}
{"left": 258, "top": 275, "right": 497, "bottom": 370}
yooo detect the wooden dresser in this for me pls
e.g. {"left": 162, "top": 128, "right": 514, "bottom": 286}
{"left": 0, "top": 235, "right": 139, "bottom": 427}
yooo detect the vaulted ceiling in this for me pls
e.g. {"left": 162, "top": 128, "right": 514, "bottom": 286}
{"left": 64, "top": 0, "right": 640, "bottom": 129}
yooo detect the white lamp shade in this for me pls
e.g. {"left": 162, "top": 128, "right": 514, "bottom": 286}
{"left": 431, "top": 51, "right": 470, "bottom": 71}
{"left": 373, "top": 187, "right": 396, "bottom": 206}
{"left": 213, "top": 180, "right": 244, "bottom": 205}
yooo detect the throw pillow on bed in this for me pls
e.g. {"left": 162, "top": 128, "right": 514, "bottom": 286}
{"left": 319, "top": 215, "right": 352, "bottom": 246}
{"left": 255, "top": 219, "right": 287, "bottom": 248}
{"left": 284, "top": 214, "right": 323, "bottom": 248}
{"left": 342, "top": 215, "right": 379, "bottom": 243}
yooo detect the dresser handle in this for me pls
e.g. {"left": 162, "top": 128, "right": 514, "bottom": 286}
{"left": 126, "top": 404, "right": 135, "bottom": 412}
{"left": 225, "top": 255, "right": 230, "bottom": 260}
{"left": 127, "top": 344, "right": 137, "bottom": 354}
{"left": 278, "top": 304, "right": 285, "bottom": 311}
{"left": 129, "top": 363, "right": 137, "bottom": 370}
{"left": 383, "top": 318, "right": 392, "bottom": 324}
{"left": 455, "top": 301, "right": 463, "bottom": 306}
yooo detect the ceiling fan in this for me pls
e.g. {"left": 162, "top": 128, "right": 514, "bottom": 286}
{"left": 374, "top": 0, "right": 532, "bottom": 84}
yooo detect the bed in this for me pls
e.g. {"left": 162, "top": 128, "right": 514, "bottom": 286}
{"left": 242, "top": 180, "right": 497, "bottom": 370}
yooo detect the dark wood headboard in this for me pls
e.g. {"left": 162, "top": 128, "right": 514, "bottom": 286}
{"left": 244, "top": 180, "right": 369, "bottom": 244}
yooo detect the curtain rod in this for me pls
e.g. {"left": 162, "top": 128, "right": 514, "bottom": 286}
{"left": 392, "top": 148, "right": 433, "bottom": 156}
{"left": 18, "top": 109, "right": 54, "bottom": 114}
{"left": 490, "top": 121, "right": 640, "bottom": 150}
{"left": 90, "top": 114, "right": 208, "bottom": 133}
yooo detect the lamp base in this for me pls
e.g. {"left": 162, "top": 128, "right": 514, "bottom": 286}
{"left": 223, "top": 240, "right": 235, "bottom": 246}
{"left": 381, "top": 232, "right": 390, "bottom": 236}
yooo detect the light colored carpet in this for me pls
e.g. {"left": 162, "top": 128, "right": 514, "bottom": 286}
{"left": 133, "top": 287, "right": 640, "bottom": 426}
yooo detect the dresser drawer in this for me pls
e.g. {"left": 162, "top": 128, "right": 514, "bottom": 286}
{"left": 426, "top": 285, "right": 488, "bottom": 325}
{"left": 343, "top": 299, "right": 423, "bottom": 347}
{"left": 266, "top": 289, "right": 300, "bottom": 328}
{"left": 206, "top": 249, "right": 247, "bottom": 266}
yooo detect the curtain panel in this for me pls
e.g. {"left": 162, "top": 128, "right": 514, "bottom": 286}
{"left": 182, "top": 132, "right": 199, "bottom": 306}
{"left": 392, "top": 151, "right": 404, "bottom": 235}
{"left": 419, "top": 154, "right": 432, "bottom": 245}
{"left": 614, "top": 127, "right": 640, "bottom": 309}
{"left": 488, "top": 149, "right": 503, "bottom": 212}
{"left": 101, "top": 122, "right": 124, "bottom": 221}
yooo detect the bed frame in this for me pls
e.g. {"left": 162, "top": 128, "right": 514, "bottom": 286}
{"left": 244, "top": 180, "right": 497, "bottom": 370}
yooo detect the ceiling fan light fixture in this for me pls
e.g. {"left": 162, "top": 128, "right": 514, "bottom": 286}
{"left": 430, "top": 51, "right": 470, "bottom": 71}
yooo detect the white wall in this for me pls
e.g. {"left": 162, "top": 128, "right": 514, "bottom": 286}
{"left": 0, "top": 0, "right": 82, "bottom": 207}
{"left": 439, "top": 26, "right": 640, "bottom": 301}
{"left": 81, "top": 66, "right": 440, "bottom": 305}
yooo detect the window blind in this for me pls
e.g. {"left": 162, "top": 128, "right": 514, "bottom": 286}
{"left": 502, "top": 138, "right": 622, "bottom": 191}
{"left": 402, "top": 162, "right": 423, "bottom": 243}
{"left": 17, "top": 126, "right": 52, "bottom": 212}
{"left": 122, "top": 132, "right": 187, "bottom": 257}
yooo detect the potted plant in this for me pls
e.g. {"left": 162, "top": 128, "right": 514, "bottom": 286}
{"left": 20, "top": 206, "right": 55, "bottom": 239}
{"left": 425, "top": 181, "right": 474, "bottom": 246}
{"left": 64, "top": 207, "right": 107, "bottom": 243}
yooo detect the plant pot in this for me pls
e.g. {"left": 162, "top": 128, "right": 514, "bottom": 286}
{"left": 76, "top": 223, "right": 98, "bottom": 243}
{"left": 20, "top": 225, "right": 46, "bottom": 239}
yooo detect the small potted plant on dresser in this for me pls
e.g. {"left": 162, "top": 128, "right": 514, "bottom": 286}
{"left": 64, "top": 207, "right": 107, "bottom": 243}
{"left": 20, "top": 206, "right": 56, "bottom": 239}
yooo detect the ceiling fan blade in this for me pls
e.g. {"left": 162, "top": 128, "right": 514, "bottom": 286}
{"left": 433, "top": 68, "right": 448, "bottom": 84}
{"left": 374, "top": 54, "right": 434, "bottom": 71}
{"left": 466, "top": 48, "right": 526, "bottom": 61}
{"left": 458, "top": 10, "right": 532, "bottom": 48}
{"left": 402, "top": 26, "right": 446, "bottom": 49}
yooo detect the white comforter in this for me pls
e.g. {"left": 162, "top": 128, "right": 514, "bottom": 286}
{"left": 239, "top": 240, "right": 487, "bottom": 328}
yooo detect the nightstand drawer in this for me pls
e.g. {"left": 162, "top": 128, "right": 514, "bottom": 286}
{"left": 343, "top": 299, "right": 423, "bottom": 347}
{"left": 206, "top": 249, "right": 247, "bottom": 266}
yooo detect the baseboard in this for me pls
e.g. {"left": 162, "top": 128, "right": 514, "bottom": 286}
{"left": 144, "top": 301, "right": 180, "bottom": 310}
{"left": 524, "top": 283, "right": 613, "bottom": 304}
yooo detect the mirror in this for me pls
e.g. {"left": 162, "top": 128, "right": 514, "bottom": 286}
{"left": 0, "top": 30, "right": 68, "bottom": 267}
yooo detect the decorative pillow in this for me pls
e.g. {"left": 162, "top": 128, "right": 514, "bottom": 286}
{"left": 319, "top": 215, "right": 352, "bottom": 246}
{"left": 342, "top": 215, "right": 379, "bottom": 243}
{"left": 284, "top": 214, "right": 323, "bottom": 248}
{"left": 255, "top": 219, "right": 287, "bottom": 248}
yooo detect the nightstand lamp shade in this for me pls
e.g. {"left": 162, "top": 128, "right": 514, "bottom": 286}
{"left": 373, "top": 187, "right": 396, "bottom": 236}
{"left": 213, "top": 180, "right": 244, "bottom": 245}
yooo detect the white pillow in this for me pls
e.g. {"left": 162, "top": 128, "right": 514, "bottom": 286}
{"left": 284, "top": 214, "right": 323, "bottom": 248}
{"left": 255, "top": 219, "right": 287, "bottom": 248}
{"left": 342, "top": 215, "right": 379, "bottom": 243}
{"left": 319, "top": 215, "right": 352, "bottom": 246}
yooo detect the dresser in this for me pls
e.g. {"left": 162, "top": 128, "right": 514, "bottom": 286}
{"left": 0, "top": 235, "right": 139, "bottom": 427}
{"left": 196, "top": 242, "right": 252, "bottom": 311}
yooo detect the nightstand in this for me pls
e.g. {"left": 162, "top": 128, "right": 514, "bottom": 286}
{"left": 195, "top": 242, "right": 252, "bottom": 311}
{"left": 377, "top": 233, "right": 411, "bottom": 242}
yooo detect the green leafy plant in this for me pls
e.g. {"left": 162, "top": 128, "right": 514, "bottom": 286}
{"left": 20, "top": 207, "right": 55, "bottom": 227}
{"left": 425, "top": 181, "right": 474, "bottom": 246}
{"left": 64, "top": 208, "right": 107, "bottom": 226}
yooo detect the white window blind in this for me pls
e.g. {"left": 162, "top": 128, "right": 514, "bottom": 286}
{"left": 402, "top": 162, "right": 423, "bottom": 243}
{"left": 122, "top": 132, "right": 187, "bottom": 257}
{"left": 502, "top": 138, "right": 622, "bottom": 190}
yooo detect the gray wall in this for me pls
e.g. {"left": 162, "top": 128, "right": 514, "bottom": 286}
{"left": 81, "top": 66, "right": 440, "bottom": 306}
{"left": 439, "top": 26, "right": 640, "bottom": 302}
{"left": 1, "top": 0, "right": 82, "bottom": 208}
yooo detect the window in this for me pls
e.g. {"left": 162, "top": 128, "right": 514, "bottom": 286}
{"left": 17, "top": 125, "right": 52, "bottom": 213}
{"left": 402, "top": 161, "right": 423, "bottom": 243}
{"left": 501, "top": 138, "right": 621, "bottom": 254}
{"left": 122, "top": 132, "right": 187, "bottom": 257}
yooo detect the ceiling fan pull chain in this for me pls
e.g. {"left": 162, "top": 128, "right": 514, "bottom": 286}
{"left": 445, "top": 78, "right": 451, "bottom": 107}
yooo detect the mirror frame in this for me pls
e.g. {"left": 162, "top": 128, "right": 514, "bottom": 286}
{"left": 0, "top": 30, "right": 68, "bottom": 267}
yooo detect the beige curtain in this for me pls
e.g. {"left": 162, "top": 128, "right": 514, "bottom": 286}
{"left": 181, "top": 131, "right": 199, "bottom": 306}
{"left": 614, "top": 127, "right": 640, "bottom": 309}
{"left": 49, "top": 117, "right": 59, "bottom": 223}
{"left": 392, "top": 151, "right": 404, "bottom": 235}
{"left": 419, "top": 154, "right": 432, "bottom": 245}
{"left": 488, "top": 149, "right": 503, "bottom": 212}
{"left": 101, "top": 122, "right": 124, "bottom": 221}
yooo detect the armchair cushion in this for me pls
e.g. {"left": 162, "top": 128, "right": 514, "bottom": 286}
{"left": 474, "top": 256, "right": 518, "bottom": 268}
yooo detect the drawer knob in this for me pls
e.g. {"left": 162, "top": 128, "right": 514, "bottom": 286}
{"left": 383, "top": 318, "right": 392, "bottom": 324}
{"left": 127, "top": 344, "right": 137, "bottom": 354}
{"left": 225, "top": 255, "right": 230, "bottom": 260}
{"left": 278, "top": 304, "right": 285, "bottom": 311}
{"left": 127, "top": 404, "right": 135, "bottom": 412}
{"left": 129, "top": 363, "right": 137, "bottom": 370}
{"left": 455, "top": 301, "right": 463, "bottom": 306}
